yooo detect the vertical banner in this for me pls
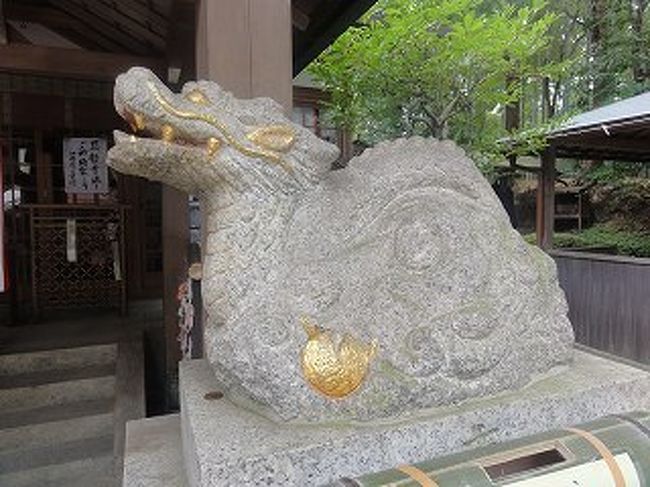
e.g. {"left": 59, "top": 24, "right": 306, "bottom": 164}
{"left": 0, "top": 146, "right": 5, "bottom": 293}
{"left": 63, "top": 138, "right": 108, "bottom": 194}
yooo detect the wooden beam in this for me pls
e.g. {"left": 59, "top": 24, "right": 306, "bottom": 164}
{"left": 5, "top": 4, "right": 126, "bottom": 53}
{"left": 0, "top": 0, "right": 7, "bottom": 45}
{"left": 52, "top": 0, "right": 152, "bottom": 55}
{"left": 0, "top": 43, "right": 165, "bottom": 80}
{"left": 555, "top": 135, "right": 650, "bottom": 154}
{"left": 6, "top": 23, "right": 29, "bottom": 44}
{"left": 67, "top": 0, "right": 166, "bottom": 52}
{"left": 99, "top": 0, "right": 169, "bottom": 38}
{"left": 536, "top": 145, "right": 556, "bottom": 250}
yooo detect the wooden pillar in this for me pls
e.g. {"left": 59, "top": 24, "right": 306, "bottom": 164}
{"left": 194, "top": 0, "right": 293, "bottom": 359}
{"left": 196, "top": 0, "right": 293, "bottom": 112}
{"left": 536, "top": 145, "right": 556, "bottom": 250}
{"left": 161, "top": 0, "right": 195, "bottom": 409}
{"left": 157, "top": 0, "right": 292, "bottom": 407}
{"left": 162, "top": 186, "right": 188, "bottom": 407}
{"left": 0, "top": 0, "right": 7, "bottom": 46}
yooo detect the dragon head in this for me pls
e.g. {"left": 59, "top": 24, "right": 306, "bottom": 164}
{"left": 107, "top": 67, "right": 339, "bottom": 195}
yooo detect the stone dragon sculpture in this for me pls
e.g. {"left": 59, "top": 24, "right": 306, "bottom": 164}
{"left": 108, "top": 67, "right": 574, "bottom": 423}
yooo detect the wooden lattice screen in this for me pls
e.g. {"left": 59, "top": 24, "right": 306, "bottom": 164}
{"left": 25, "top": 204, "right": 127, "bottom": 316}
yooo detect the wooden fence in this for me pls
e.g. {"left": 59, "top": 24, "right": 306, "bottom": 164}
{"left": 552, "top": 250, "right": 650, "bottom": 364}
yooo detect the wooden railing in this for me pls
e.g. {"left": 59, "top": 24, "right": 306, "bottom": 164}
{"left": 551, "top": 249, "right": 650, "bottom": 364}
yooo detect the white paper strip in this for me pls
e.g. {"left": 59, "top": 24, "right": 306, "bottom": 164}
{"left": 66, "top": 219, "right": 77, "bottom": 263}
{"left": 112, "top": 241, "right": 121, "bottom": 281}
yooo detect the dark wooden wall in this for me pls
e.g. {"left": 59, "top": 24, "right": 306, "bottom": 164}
{"left": 1, "top": 73, "right": 163, "bottom": 321}
{"left": 553, "top": 250, "right": 650, "bottom": 364}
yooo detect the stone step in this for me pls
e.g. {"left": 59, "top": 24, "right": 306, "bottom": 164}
{"left": 0, "top": 343, "right": 118, "bottom": 376}
{"left": 123, "top": 414, "right": 188, "bottom": 487}
{"left": 0, "top": 363, "right": 116, "bottom": 389}
{"left": 0, "top": 398, "right": 113, "bottom": 430}
{"left": 0, "top": 411, "right": 114, "bottom": 453}
{"left": 0, "top": 374, "right": 115, "bottom": 412}
{"left": 0, "top": 453, "right": 114, "bottom": 487}
{"left": 0, "top": 434, "right": 112, "bottom": 474}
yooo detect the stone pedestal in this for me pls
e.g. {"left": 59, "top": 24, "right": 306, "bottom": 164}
{"left": 174, "top": 348, "right": 650, "bottom": 486}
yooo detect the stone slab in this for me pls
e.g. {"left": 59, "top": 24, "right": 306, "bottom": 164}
{"left": 180, "top": 348, "right": 650, "bottom": 486}
{"left": 123, "top": 414, "right": 188, "bottom": 487}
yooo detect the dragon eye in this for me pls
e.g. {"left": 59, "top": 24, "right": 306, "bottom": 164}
{"left": 185, "top": 89, "right": 210, "bottom": 106}
{"left": 247, "top": 125, "right": 295, "bottom": 152}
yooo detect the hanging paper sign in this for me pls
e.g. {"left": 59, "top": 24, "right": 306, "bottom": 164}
{"left": 63, "top": 138, "right": 108, "bottom": 194}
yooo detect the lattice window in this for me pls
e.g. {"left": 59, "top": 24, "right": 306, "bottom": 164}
{"left": 28, "top": 205, "right": 126, "bottom": 314}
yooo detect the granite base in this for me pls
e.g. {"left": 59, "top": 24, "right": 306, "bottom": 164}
{"left": 179, "top": 348, "right": 650, "bottom": 486}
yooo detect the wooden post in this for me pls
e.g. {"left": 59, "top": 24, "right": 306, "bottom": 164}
{"left": 196, "top": 0, "right": 292, "bottom": 112}
{"left": 193, "top": 0, "right": 293, "bottom": 357}
{"left": 161, "top": 186, "right": 188, "bottom": 408}
{"left": 34, "top": 130, "right": 53, "bottom": 204}
{"left": 160, "top": 1, "right": 195, "bottom": 410}
{"left": 536, "top": 145, "right": 556, "bottom": 250}
{"left": 0, "top": 0, "right": 7, "bottom": 45}
{"left": 159, "top": 0, "right": 292, "bottom": 408}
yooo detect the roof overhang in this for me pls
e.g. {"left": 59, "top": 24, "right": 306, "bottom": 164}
{"left": 505, "top": 92, "right": 650, "bottom": 162}
{"left": 293, "top": 0, "right": 378, "bottom": 75}
{"left": 2, "top": 0, "right": 379, "bottom": 80}
{"left": 548, "top": 115, "right": 650, "bottom": 162}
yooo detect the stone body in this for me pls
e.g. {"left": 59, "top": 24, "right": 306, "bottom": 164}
{"left": 108, "top": 67, "right": 574, "bottom": 423}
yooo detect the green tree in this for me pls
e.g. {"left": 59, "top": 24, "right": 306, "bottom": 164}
{"left": 310, "top": 0, "right": 559, "bottom": 158}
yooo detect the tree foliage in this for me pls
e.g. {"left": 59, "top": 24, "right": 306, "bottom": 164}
{"left": 311, "top": 0, "right": 559, "bottom": 151}
{"left": 310, "top": 0, "right": 650, "bottom": 176}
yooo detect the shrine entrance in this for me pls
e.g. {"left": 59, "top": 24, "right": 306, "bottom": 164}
{"left": 0, "top": 74, "right": 164, "bottom": 324}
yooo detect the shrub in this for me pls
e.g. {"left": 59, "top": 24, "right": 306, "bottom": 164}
{"left": 523, "top": 224, "right": 650, "bottom": 258}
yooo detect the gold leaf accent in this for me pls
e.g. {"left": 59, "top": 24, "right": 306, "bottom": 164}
{"left": 185, "top": 89, "right": 210, "bottom": 106}
{"left": 206, "top": 137, "right": 221, "bottom": 156}
{"left": 299, "top": 316, "right": 378, "bottom": 399}
{"left": 147, "top": 81, "right": 293, "bottom": 173}
{"left": 161, "top": 124, "right": 174, "bottom": 143}
{"left": 128, "top": 112, "right": 145, "bottom": 132}
{"left": 247, "top": 125, "right": 296, "bottom": 153}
